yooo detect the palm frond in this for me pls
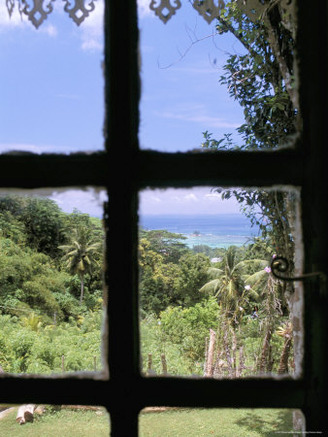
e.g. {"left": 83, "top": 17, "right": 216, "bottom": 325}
{"left": 199, "top": 279, "right": 221, "bottom": 295}
{"left": 206, "top": 267, "right": 224, "bottom": 279}
{"left": 245, "top": 270, "right": 268, "bottom": 287}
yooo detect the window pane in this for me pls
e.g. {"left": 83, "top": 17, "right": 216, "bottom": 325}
{"left": 0, "top": 2, "right": 104, "bottom": 154}
{"left": 0, "top": 404, "right": 110, "bottom": 435}
{"left": 138, "top": 1, "right": 299, "bottom": 152}
{"left": 0, "top": 188, "right": 107, "bottom": 377}
{"left": 139, "top": 187, "right": 303, "bottom": 378}
{"left": 139, "top": 408, "right": 305, "bottom": 436}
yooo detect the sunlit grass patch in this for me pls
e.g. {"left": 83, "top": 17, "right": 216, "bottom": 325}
{"left": 139, "top": 408, "right": 299, "bottom": 437}
{"left": 0, "top": 405, "right": 110, "bottom": 437}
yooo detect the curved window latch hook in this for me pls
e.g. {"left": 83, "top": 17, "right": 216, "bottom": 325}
{"left": 271, "top": 257, "right": 327, "bottom": 294}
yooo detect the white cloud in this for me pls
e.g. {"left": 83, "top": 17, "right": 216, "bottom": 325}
{"left": 0, "top": 142, "right": 101, "bottom": 154}
{"left": 0, "top": 2, "right": 28, "bottom": 30}
{"left": 184, "top": 193, "right": 198, "bottom": 202}
{"left": 139, "top": 187, "right": 241, "bottom": 215}
{"left": 0, "top": 2, "right": 59, "bottom": 34}
{"left": 0, "top": 143, "right": 44, "bottom": 154}
{"left": 50, "top": 188, "right": 107, "bottom": 217}
{"left": 137, "top": 0, "right": 153, "bottom": 19}
{"left": 205, "top": 192, "right": 221, "bottom": 200}
{"left": 41, "top": 24, "right": 58, "bottom": 37}
{"left": 78, "top": 0, "right": 104, "bottom": 52}
{"left": 150, "top": 196, "right": 162, "bottom": 203}
{"left": 157, "top": 107, "right": 240, "bottom": 129}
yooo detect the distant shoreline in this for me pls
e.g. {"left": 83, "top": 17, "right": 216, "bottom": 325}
{"left": 140, "top": 213, "right": 259, "bottom": 249}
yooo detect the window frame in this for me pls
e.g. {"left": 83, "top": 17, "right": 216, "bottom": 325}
{"left": 0, "top": 0, "right": 327, "bottom": 435}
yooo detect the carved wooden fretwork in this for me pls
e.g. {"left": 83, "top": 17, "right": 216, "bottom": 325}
{"left": 21, "top": 0, "right": 55, "bottom": 29}
{"left": 6, "top": 0, "right": 16, "bottom": 17}
{"left": 236, "top": 0, "right": 295, "bottom": 36}
{"left": 192, "top": 0, "right": 225, "bottom": 24}
{"left": 149, "top": 0, "right": 181, "bottom": 23}
{"left": 6, "top": 0, "right": 294, "bottom": 28}
{"left": 6, "top": 0, "right": 97, "bottom": 28}
{"left": 63, "top": 0, "right": 96, "bottom": 26}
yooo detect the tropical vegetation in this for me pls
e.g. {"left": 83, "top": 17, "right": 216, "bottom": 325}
{"left": 0, "top": 193, "right": 294, "bottom": 378}
{"left": 0, "top": 0, "right": 297, "bottom": 388}
{"left": 0, "top": 195, "right": 104, "bottom": 374}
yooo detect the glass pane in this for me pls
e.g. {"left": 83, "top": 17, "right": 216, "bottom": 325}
{"left": 139, "top": 408, "right": 305, "bottom": 436}
{"left": 0, "top": 404, "right": 110, "bottom": 435}
{"left": 138, "top": 1, "right": 299, "bottom": 152}
{"left": 0, "top": 188, "right": 107, "bottom": 376}
{"left": 0, "top": 1, "right": 104, "bottom": 154}
{"left": 139, "top": 187, "right": 303, "bottom": 378}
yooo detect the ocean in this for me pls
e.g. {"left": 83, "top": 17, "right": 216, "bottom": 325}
{"left": 139, "top": 214, "right": 260, "bottom": 249}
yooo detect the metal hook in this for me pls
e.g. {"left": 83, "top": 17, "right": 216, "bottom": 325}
{"left": 271, "top": 256, "right": 326, "bottom": 284}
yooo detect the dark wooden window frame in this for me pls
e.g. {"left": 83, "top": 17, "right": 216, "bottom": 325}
{"left": 0, "top": 1, "right": 327, "bottom": 435}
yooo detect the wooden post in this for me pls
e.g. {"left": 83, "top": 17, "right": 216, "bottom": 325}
{"left": 205, "top": 329, "right": 216, "bottom": 377}
{"left": 94, "top": 356, "right": 97, "bottom": 371}
{"left": 237, "top": 346, "right": 245, "bottom": 377}
{"left": 203, "top": 336, "right": 208, "bottom": 375}
{"left": 161, "top": 353, "right": 167, "bottom": 375}
{"left": 147, "top": 353, "right": 152, "bottom": 373}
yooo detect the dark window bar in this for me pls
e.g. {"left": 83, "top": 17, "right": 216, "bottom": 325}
{"left": 0, "top": 1, "right": 328, "bottom": 436}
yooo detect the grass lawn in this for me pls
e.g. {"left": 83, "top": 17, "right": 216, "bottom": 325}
{"left": 0, "top": 406, "right": 302, "bottom": 436}
{"left": 139, "top": 408, "right": 301, "bottom": 437}
{"left": 0, "top": 406, "right": 110, "bottom": 437}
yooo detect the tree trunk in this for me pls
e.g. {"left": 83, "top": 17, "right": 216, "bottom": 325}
{"left": 161, "top": 353, "right": 168, "bottom": 375}
{"left": 278, "top": 335, "right": 293, "bottom": 375}
{"left": 223, "top": 327, "right": 234, "bottom": 378}
{"left": 80, "top": 275, "right": 84, "bottom": 305}
{"left": 259, "top": 329, "right": 272, "bottom": 374}
{"left": 237, "top": 346, "right": 245, "bottom": 377}
{"left": 16, "top": 404, "right": 36, "bottom": 425}
{"left": 204, "top": 329, "right": 216, "bottom": 377}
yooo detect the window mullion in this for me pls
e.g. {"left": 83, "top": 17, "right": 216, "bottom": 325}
{"left": 105, "top": 1, "right": 140, "bottom": 435}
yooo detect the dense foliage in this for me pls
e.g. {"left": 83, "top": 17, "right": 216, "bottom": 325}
{"left": 140, "top": 230, "right": 292, "bottom": 377}
{"left": 0, "top": 195, "right": 293, "bottom": 377}
{"left": 200, "top": 0, "right": 298, "bottom": 303}
{"left": 140, "top": 1, "right": 298, "bottom": 378}
{"left": 0, "top": 195, "right": 104, "bottom": 374}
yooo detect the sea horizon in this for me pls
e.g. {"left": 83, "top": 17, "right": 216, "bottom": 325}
{"left": 139, "top": 213, "right": 260, "bottom": 249}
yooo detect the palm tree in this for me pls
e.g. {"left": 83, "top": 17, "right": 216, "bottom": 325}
{"left": 200, "top": 247, "right": 267, "bottom": 324}
{"left": 21, "top": 312, "right": 42, "bottom": 332}
{"left": 276, "top": 320, "right": 293, "bottom": 374}
{"left": 245, "top": 266, "right": 283, "bottom": 374}
{"left": 59, "top": 227, "right": 101, "bottom": 304}
{"left": 200, "top": 247, "right": 269, "bottom": 377}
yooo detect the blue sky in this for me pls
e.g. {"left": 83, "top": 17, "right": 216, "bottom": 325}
{"left": 0, "top": 0, "right": 104, "bottom": 154}
{"left": 138, "top": 1, "right": 245, "bottom": 152}
{"left": 0, "top": 1, "right": 245, "bottom": 216}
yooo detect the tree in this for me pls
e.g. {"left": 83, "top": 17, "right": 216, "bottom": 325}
{"left": 199, "top": 247, "right": 266, "bottom": 325}
{"left": 139, "top": 229, "right": 188, "bottom": 264}
{"left": 276, "top": 320, "right": 293, "bottom": 374}
{"left": 59, "top": 227, "right": 102, "bottom": 305}
{"left": 139, "top": 238, "right": 182, "bottom": 314}
{"left": 176, "top": 252, "right": 211, "bottom": 307}
{"left": 245, "top": 266, "right": 284, "bottom": 373}
{"left": 21, "top": 312, "right": 42, "bottom": 332}
{"left": 203, "top": 0, "right": 297, "bottom": 152}
{"left": 201, "top": 0, "right": 298, "bottom": 304}
{"left": 0, "top": 195, "right": 67, "bottom": 258}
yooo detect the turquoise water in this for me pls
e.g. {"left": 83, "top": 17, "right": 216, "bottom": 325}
{"left": 140, "top": 214, "right": 259, "bottom": 249}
